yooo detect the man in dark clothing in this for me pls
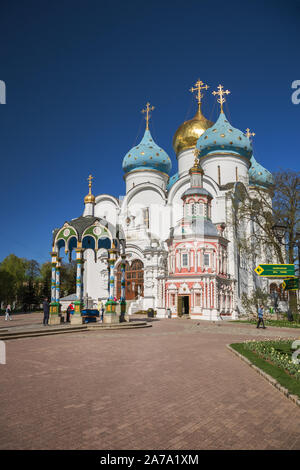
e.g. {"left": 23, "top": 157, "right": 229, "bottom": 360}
{"left": 43, "top": 298, "right": 50, "bottom": 325}
{"left": 256, "top": 304, "right": 266, "bottom": 329}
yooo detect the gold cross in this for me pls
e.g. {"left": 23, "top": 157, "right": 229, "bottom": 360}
{"left": 212, "top": 84, "right": 230, "bottom": 113}
{"left": 245, "top": 128, "right": 255, "bottom": 139}
{"left": 87, "top": 174, "right": 94, "bottom": 193}
{"left": 141, "top": 102, "right": 155, "bottom": 130}
{"left": 190, "top": 79, "right": 209, "bottom": 108}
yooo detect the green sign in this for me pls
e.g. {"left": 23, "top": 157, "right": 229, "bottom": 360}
{"left": 254, "top": 264, "right": 295, "bottom": 277}
{"left": 282, "top": 278, "right": 299, "bottom": 290}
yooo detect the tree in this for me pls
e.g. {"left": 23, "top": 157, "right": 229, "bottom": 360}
{"left": 21, "top": 260, "right": 41, "bottom": 310}
{"left": 61, "top": 261, "right": 76, "bottom": 297}
{"left": 241, "top": 288, "right": 270, "bottom": 319}
{"left": 40, "top": 262, "right": 52, "bottom": 301}
{"left": 0, "top": 254, "right": 27, "bottom": 306}
{"left": 0, "top": 269, "right": 16, "bottom": 306}
{"left": 234, "top": 169, "right": 300, "bottom": 313}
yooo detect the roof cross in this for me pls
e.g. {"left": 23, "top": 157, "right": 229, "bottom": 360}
{"left": 190, "top": 79, "right": 209, "bottom": 110}
{"left": 245, "top": 128, "right": 255, "bottom": 140}
{"left": 87, "top": 174, "right": 94, "bottom": 194}
{"left": 141, "top": 102, "right": 155, "bottom": 130}
{"left": 212, "top": 84, "right": 230, "bottom": 113}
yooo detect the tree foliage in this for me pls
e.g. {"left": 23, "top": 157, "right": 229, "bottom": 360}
{"left": 234, "top": 169, "right": 300, "bottom": 313}
{"left": 0, "top": 255, "right": 76, "bottom": 311}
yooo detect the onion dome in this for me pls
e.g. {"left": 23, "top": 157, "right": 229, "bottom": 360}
{"left": 196, "top": 111, "right": 253, "bottom": 160}
{"left": 173, "top": 106, "right": 213, "bottom": 156}
{"left": 84, "top": 174, "right": 95, "bottom": 204}
{"left": 249, "top": 155, "right": 274, "bottom": 188}
{"left": 122, "top": 128, "right": 172, "bottom": 175}
{"left": 166, "top": 172, "right": 179, "bottom": 191}
{"left": 173, "top": 79, "right": 214, "bottom": 156}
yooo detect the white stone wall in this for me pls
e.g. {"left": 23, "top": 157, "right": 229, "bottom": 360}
{"left": 201, "top": 153, "right": 250, "bottom": 186}
{"left": 124, "top": 169, "right": 168, "bottom": 193}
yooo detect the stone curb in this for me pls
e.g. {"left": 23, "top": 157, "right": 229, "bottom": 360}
{"left": 226, "top": 344, "right": 300, "bottom": 408}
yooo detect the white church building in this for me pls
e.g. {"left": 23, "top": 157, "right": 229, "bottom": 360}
{"left": 53, "top": 81, "right": 276, "bottom": 320}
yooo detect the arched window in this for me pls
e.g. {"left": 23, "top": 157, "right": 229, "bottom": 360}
{"left": 116, "top": 259, "right": 144, "bottom": 300}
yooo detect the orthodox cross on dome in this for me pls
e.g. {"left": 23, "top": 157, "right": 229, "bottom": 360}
{"left": 212, "top": 84, "right": 230, "bottom": 113}
{"left": 245, "top": 128, "right": 255, "bottom": 140}
{"left": 189, "top": 79, "right": 209, "bottom": 110}
{"left": 141, "top": 102, "right": 155, "bottom": 130}
{"left": 87, "top": 174, "right": 94, "bottom": 194}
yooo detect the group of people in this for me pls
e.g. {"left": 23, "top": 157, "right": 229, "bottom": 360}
{"left": 42, "top": 298, "right": 75, "bottom": 325}
{"left": 4, "top": 300, "right": 267, "bottom": 328}
{"left": 41, "top": 299, "right": 106, "bottom": 325}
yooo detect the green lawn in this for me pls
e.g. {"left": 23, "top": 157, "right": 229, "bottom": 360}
{"left": 230, "top": 342, "right": 300, "bottom": 399}
{"left": 232, "top": 318, "right": 300, "bottom": 328}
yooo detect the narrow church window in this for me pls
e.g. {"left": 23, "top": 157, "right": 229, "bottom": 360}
{"left": 182, "top": 253, "right": 188, "bottom": 267}
{"left": 218, "top": 165, "right": 221, "bottom": 185}
{"left": 195, "top": 293, "right": 201, "bottom": 306}
{"left": 235, "top": 167, "right": 238, "bottom": 182}
{"left": 204, "top": 253, "right": 210, "bottom": 266}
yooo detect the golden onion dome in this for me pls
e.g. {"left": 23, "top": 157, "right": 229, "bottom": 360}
{"left": 84, "top": 193, "right": 95, "bottom": 204}
{"left": 84, "top": 174, "right": 95, "bottom": 204}
{"left": 172, "top": 106, "right": 214, "bottom": 156}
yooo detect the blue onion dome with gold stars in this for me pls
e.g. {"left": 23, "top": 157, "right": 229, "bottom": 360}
{"left": 122, "top": 129, "right": 172, "bottom": 175}
{"left": 196, "top": 111, "right": 253, "bottom": 160}
{"left": 123, "top": 102, "right": 172, "bottom": 175}
{"left": 122, "top": 128, "right": 172, "bottom": 175}
{"left": 249, "top": 155, "right": 274, "bottom": 188}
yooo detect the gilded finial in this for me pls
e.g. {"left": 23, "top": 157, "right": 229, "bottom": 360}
{"left": 192, "top": 148, "right": 201, "bottom": 168}
{"left": 141, "top": 102, "right": 155, "bottom": 130}
{"left": 245, "top": 128, "right": 255, "bottom": 140}
{"left": 88, "top": 174, "right": 94, "bottom": 193}
{"left": 84, "top": 174, "right": 95, "bottom": 204}
{"left": 190, "top": 79, "right": 209, "bottom": 113}
{"left": 212, "top": 84, "right": 230, "bottom": 113}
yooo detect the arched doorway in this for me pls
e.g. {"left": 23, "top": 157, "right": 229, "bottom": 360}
{"left": 116, "top": 259, "right": 144, "bottom": 300}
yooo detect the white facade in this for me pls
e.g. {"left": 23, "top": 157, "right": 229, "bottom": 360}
{"left": 79, "top": 106, "right": 275, "bottom": 319}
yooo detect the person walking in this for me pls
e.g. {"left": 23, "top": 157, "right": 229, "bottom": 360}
{"left": 101, "top": 302, "right": 105, "bottom": 322}
{"left": 5, "top": 304, "right": 12, "bottom": 321}
{"left": 66, "top": 303, "right": 72, "bottom": 322}
{"left": 256, "top": 304, "right": 266, "bottom": 329}
{"left": 43, "top": 298, "right": 50, "bottom": 325}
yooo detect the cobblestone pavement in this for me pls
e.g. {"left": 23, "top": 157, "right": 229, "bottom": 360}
{"left": 0, "top": 311, "right": 43, "bottom": 328}
{"left": 0, "top": 318, "right": 299, "bottom": 450}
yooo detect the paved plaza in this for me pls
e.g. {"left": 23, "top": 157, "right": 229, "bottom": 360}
{"left": 0, "top": 314, "right": 300, "bottom": 450}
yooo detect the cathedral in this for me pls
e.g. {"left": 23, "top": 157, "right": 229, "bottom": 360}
{"left": 52, "top": 80, "right": 274, "bottom": 322}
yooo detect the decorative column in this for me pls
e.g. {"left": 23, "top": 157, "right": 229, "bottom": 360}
{"left": 49, "top": 251, "right": 60, "bottom": 325}
{"left": 55, "top": 257, "right": 61, "bottom": 302}
{"left": 104, "top": 245, "right": 119, "bottom": 323}
{"left": 119, "top": 253, "right": 127, "bottom": 322}
{"left": 71, "top": 247, "right": 83, "bottom": 324}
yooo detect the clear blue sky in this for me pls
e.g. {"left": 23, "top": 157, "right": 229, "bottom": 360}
{"left": 0, "top": 0, "right": 299, "bottom": 264}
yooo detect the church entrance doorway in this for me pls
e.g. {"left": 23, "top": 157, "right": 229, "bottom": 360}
{"left": 177, "top": 295, "right": 190, "bottom": 317}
